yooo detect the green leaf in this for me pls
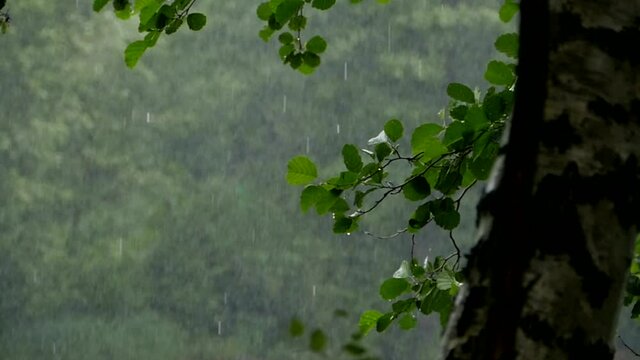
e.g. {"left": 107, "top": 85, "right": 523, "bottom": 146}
{"left": 286, "top": 156, "right": 318, "bottom": 185}
{"left": 384, "top": 119, "right": 403, "bottom": 142}
{"left": 259, "top": 26, "right": 275, "bottom": 42}
{"left": 298, "top": 63, "right": 316, "bottom": 75}
{"left": 186, "top": 13, "right": 206, "bottom": 31}
{"left": 333, "top": 216, "right": 357, "bottom": 234}
{"left": 113, "top": 0, "right": 129, "bottom": 11}
{"left": 303, "top": 51, "right": 321, "bottom": 68}
{"left": 485, "top": 60, "right": 515, "bottom": 86}
{"left": 279, "top": 44, "right": 295, "bottom": 60}
{"left": 470, "top": 145, "right": 499, "bottom": 180}
{"left": 374, "top": 143, "right": 392, "bottom": 162}
{"left": 278, "top": 32, "right": 295, "bottom": 44}
{"left": 289, "top": 317, "right": 305, "bottom": 337}
{"left": 360, "top": 163, "right": 382, "bottom": 184}
{"left": 342, "top": 144, "right": 363, "bottom": 173}
{"left": 449, "top": 105, "right": 468, "bottom": 121}
{"left": 495, "top": 33, "right": 519, "bottom": 58}
{"left": 311, "top": 0, "right": 336, "bottom": 10}
{"left": 411, "top": 260, "right": 426, "bottom": 277}
{"left": 443, "top": 121, "right": 471, "bottom": 150}
{"left": 367, "top": 130, "right": 389, "bottom": 145}
{"left": 482, "top": 93, "right": 506, "bottom": 122}
{"left": 115, "top": 3, "right": 133, "bottom": 19}
{"left": 300, "top": 185, "right": 327, "bottom": 213}
{"left": 359, "top": 310, "right": 383, "bottom": 335}
{"left": 288, "top": 53, "right": 303, "bottom": 69}
{"left": 411, "top": 124, "right": 447, "bottom": 161}
{"left": 376, "top": 313, "right": 394, "bottom": 332}
{"left": 268, "top": 14, "right": 284, "bottom": 30}
{"left": 309, "top": 329, "right": 327, "bottom": 352}
{"left": 269, "top": 0, "right": 285, "bottom": 11}
{"left": 306, "top": 35, "right": 327, "bottom": 53}
{"left": 314, "top": 189, "right": 341, "bottom": 215}
{"left": 435, "top": 168, "right": 462, "bottom": 195}
{"left": 393, "top": 260, "right": 412, "bottom": 279}
{"left": 408, "top": 202, "right": 431, "bottom": 232}
{"left": 93, "top": 0, "right": 110, "bottom": 11}
{"left": 124, "top": 40, "right": 149, "bottom": 68}
{"left": 446, "top": 83, "right": 475, "bottom": 104}
{"left": 288, "top": 15, "right": 307, "bottom": 31}
{"left": 380, "top": 278, "right": 410, "bottom": 300}
{"left": 328, "top": 171, "right": 358, "bottom": 189}
{"left": 398, "top": 314, "right": 417, "bottom": 330}
{"left": 328, "top": 196, "right": 350, "bottom": 213}
{"left": 430, "top": 198, "right": 460, "bottom": 230}
{"left": 275, "top": 0, "right": 304, "bottom": 24}
{"left": 144, "top": 30, "right": 160, "bottom": 47}
{"left": 257, "top": 2, "right": 273, "bottom": 20}
{"left": 499, "top": 0, "right": 519, "bottom": 23}
{"left": 391, "top": 298, "right": 415, "bottom": 314}
{"left": 464, "top": 105, "right": 489, "bottom": 131}
{"left": 436, "top": 270, "right": 461, "bottom": 292}
{"left": 164, "top": 19, "right": 184, "bottom": 34}
{"left": 403, "top": 176, "right": 431, "bottom": 201}
{"left": 420, "top": 288, "right": 452, "bottom": 315}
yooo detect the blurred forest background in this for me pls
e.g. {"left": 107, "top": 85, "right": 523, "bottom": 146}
{"left": 0, "top": 0, "right": 637, "bottom": 359}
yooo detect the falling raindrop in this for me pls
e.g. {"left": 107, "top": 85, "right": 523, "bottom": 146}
{"left": 224, "top": 292, "right": 228, "bottom": 305}
{"left": 418, "top": 60, "right": 423, "bottom": 78}
{"left": 217, "top": 320, "right": 222, "bottom": 335}
{"left": 117, "top": 238, "right": 123, "bottom": 258}
{"left": 305, "top": 136, "right": 310, "bottom": 154}
{"left": 388, "top": 23, "right": 392, "bottom": 53}
{"left": 336, "top": 124, "right": 341, "bottom": 134}
{"left": 52, "top": 342, "right": 57, "bottom": 355}
{"left": 283, "top": 95, "right": 287, "bottom": 113}
{"left": 33, "top": 270, "right": 38, "bottom": 284}
{"left": 312, "top": 285, "right": 317, "bottom": 297}
{"left": 226, "top": 150, "right": 232, "bottom": 163}
{"left": 344, "top": 61, "right": 348, "bottom": 81}
{"left": 146, "top": 112, "right": 151, "bottom": 123}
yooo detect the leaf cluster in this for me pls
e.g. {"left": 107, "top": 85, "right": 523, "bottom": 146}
{"left": 92, "top": 0, "right": 207, "bottom": 67}
{"left": 256, "top": 0, "right": 336, "bottom": 74}
{"left": 359, "top": 257, "right": 462, "bottom": 336}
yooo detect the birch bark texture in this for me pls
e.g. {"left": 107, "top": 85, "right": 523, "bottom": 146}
{"left": 442, "top": 0, "right": 640, "bottom": 359}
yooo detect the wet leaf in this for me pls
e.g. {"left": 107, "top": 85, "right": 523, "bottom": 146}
{"left": 286, "top": 156, "right": 318, "bottom": 185}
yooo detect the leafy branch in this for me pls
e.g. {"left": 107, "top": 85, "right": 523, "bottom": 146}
{"left": 284, "top": 1, "right": 520, "bottom": 338}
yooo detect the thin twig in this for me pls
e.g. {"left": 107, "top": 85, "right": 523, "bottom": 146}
{"left": 448, "top": 230, "right": 461, "bottom": 268}
{"left": 455, "top": 179, "right": 478, "bottom": 210}
{"left": 410, "top": 234, "right": 416, "bottom": 260}
{"left": 618, "top": 335, "right": 640, "bottom": 357}
{"left": 363, "top": 228, "right": 408, "bottom": 240}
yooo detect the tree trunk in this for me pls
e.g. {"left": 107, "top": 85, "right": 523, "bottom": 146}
{"left": 442, "top": 0, "right": 640, "bottom": 359}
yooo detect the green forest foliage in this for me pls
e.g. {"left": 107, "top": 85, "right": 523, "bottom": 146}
{"left": 0, "top": 0, "right": 638, "bottom": 359}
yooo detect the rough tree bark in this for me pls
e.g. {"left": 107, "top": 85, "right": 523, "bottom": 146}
{"left": 442, "top": 0, "right": 640, "bottom": 359}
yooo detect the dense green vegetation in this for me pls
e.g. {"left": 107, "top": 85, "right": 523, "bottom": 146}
{"left": 1, "top": 0, "right": 638, "bottom": 359}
